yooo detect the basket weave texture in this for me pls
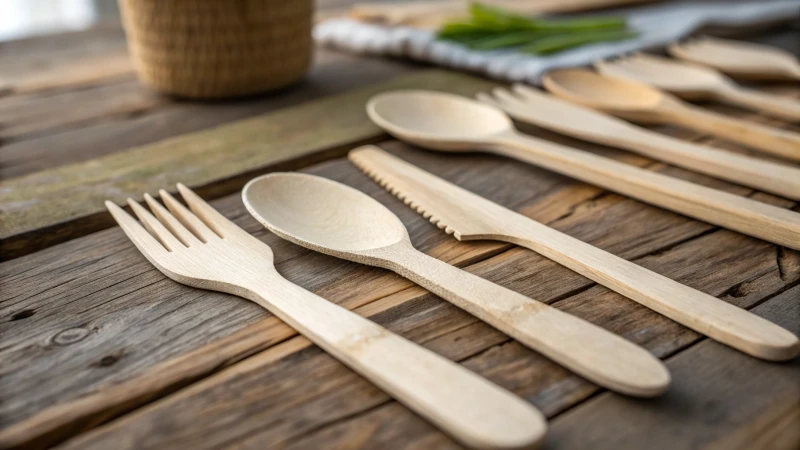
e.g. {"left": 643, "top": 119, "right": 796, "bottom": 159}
{"left": 119, "top": 0, "right": 312, "bottom": 99}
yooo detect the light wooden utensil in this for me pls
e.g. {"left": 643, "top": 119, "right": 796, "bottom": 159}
{"left": 367, "top": 90, "right": 800, "bottom": 250}
{"left": 595, "top": 54, "right": 800, "bottom": 121}
{"left": 105, "top": 184, "right": 547, "bottom": 450}
{"left": 668, "top": 37, "right": 800, "bottom": 81}
{"left": 350, "top": 145, "right": 800, "bottom": 362}
{"left": 243, "top": 173, "right": 671, "bottom": 398}
{"left": 476, "top": 85, "right": 800, "bottom": 200}
{"left": 542, "top": 69, "right": 800, "bottom": 161}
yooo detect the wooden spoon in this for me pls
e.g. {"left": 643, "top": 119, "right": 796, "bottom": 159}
{"left": 366, "top": 90, "right": 800, "bottom": 250}
{"left": 543, "top": 68, "right": 800, "bottom": 161}
{"left": 595, "top": 54, "right": 800, "bottom": 121}
{"left": 243, "top": 172, "right": 671, "bottom": 398}
{"left": 669, "top": 37, "right": 800, "bottom": 81}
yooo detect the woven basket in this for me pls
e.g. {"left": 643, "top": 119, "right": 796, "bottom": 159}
{"left": 118, "top": 0, "right": 313, "bottom": 99}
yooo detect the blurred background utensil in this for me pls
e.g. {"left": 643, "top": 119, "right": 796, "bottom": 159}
{"left": 669, "top": 36, "right": 800, "bottom": 80}
{"left": 476, "top": 85, "right": 800, "bottom": 199}
{"left": 596, "top": 54, "right": 800, "bottom": 121}
{"left": 543, "top": 69, "right": 800, "bottom": 161}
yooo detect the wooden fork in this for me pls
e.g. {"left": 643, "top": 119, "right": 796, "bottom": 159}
{"left": 104, "top": 183, "right": 547, "bottom": 450}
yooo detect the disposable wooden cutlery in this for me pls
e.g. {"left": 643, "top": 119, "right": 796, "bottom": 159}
{"left": 105, "top": 184, "right": 547, "bottom": 450}
{"left": 476, "top": 85, "right": 800, "bottom": 200}
{"left": 243, "top": 173, "right": 670, "bottom": 397}
{"left": 349, "top": 145, "right": 800, "bottom": 362}
{"left": 669, "top": 37, "right": 800, "bottom": 80}
{"left": 595, "top": 54, "right": 800, "bottom": 121}
{"left": 366, "top": 90, "right": 800, "bottom": 250}
{"left": 542, "top": 69, "right": 800, "bottom": 161}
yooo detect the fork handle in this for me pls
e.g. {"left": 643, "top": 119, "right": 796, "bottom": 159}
{"left": 662, "top": 101, "right": 800, "bottom": 161}
{"left": 247, "top": 275, "right": 546, "bottom": 450}
{"left": 713, "top": 84, "right": 800, "bottom": 122}
{"left": 376, "top": 243, "right": 670, "bottom": 397}
{"left": 494, "top": 131, "right": 800, "bottom": 250}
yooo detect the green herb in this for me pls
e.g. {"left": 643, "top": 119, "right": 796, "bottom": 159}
{"left": 437, "top": 3, "right": 637, "bottom": 55}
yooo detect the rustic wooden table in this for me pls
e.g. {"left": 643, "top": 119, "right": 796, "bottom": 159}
{"left": 1, "top": 8, "right": 798, "bottom": 450}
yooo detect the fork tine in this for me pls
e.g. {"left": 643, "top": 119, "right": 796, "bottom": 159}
{"left": 145, "top": 193, "right": 202, "bottom": 247}
{"left": 127, "top": 198, "right": 184, "bottom": 252}
{"left": 105, "top": 201, "right": 168, "bottom": 255}
{"left": 491, "top": 87, "right": 524, "bottom": 105}
{"left": 476, "top": 92, "right": 505, "bottom": 110}
{"left": 176, "top": 183, "right": 238, "bottom": 238}
{"left": 511, "top": 83, "right": 544, "bottom": 100}
{"left": 159, "top": 189, "right": 217, "bottom": 242}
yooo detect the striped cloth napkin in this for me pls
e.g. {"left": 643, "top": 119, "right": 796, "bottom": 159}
{"left": 314, "top": 0, "right": 800, "bottom": 85}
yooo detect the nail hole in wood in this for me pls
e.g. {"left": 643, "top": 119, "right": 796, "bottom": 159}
{"left": 11, "top": 309, "right": 35, "bottom": 321}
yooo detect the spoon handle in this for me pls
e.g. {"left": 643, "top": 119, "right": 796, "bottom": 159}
{"left": 494, "top": 132, "right": 800, "bottom": 250}
{"left": 662, "top": 102, "right": 800, "bottom": 161}
{"left": 714, "top": 84, "right": 800, "bottom": 121}
{"left": 249, "top": 276, "right": 546, "bottom": 450}
{"left": 378, "top": 243, "right": 670, "bottom": 397}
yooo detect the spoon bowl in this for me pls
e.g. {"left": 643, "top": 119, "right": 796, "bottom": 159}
{"left": 367, "top": 90, "right": 513, "bottom": 150}
{"left": 243, "top": 173, "right": 409, "bottom": 254}
{"left": 595, "top": 54, "right": 726, "bottom": 99}
{"left": 543, "top": 68, "right": 668, "bottom": 122}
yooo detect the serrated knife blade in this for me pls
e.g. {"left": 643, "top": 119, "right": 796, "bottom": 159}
{"left": 348, "top": 144, "right": 800, "bottom": 362}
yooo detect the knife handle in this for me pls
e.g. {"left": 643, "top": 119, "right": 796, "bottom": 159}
{"left": 499, "top": 216, "right": 800, "bottom": 361}
{"left": 249, "top": 275, "right": 546, "bottom": 450}
{"left": 377, "top": 242, "right": 671, "bottom": 397}
{"left": 494, "top": 131, "right": 800, "bottom": 250}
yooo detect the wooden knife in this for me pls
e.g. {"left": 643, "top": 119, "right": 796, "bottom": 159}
{"left": 348, "top": 145, "right": 800, "bottom": 362}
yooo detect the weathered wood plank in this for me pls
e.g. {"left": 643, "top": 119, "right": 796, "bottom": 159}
{"left": 546, "top": 286, "right": 800, "bottom": 450}
{"left": 3, "top": 132, "right": 798, "bottom": 448}
{"left": 0, "top": 69, "right": 497, "bottom": 260}
{"left": 0, "top": 49, "right": 418, "bottom": 179}
{"left": 51, "top": 216, "right": 799, "bottom": 450}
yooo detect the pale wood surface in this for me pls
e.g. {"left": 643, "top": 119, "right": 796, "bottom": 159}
{"left": 594, "top": 54, "right": 800, "bottom": 120}
{"left": 478, "top": 84, "right": 800, "bottom": 199}
{"left": 349, "top": 145, "right": 800, "bottom": 361}
{"left": 243, "top": 173, "right": 670, "bottom": 396}
{"left": 668, "top": 36, "right": 800, "bottom": 80}
{"left": 366, "top": 90, "right": 800, "bottom": 249}
{"left": 543, "top": 68, "right": 800, "bottom": 160}
{"left": 0, "top": 18, "right": 798, "bottom": 450}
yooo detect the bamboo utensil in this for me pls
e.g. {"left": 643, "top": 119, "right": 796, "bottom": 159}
{"left": 669, "top": 37, "right": 800, "bottom": 81}
{"left": 476, "top": 85, "right": 800, "bottom": 200}
{"left": 349, "top": 145, "right": 800, "bottom": 362}
{"left": 542, "top": 69, "right": 800, "bottom": 161}
{"left": 595, "top": 54, "right": 800, "bottom": 121}
{"left": 105, "top": 184, "right": 547, "bottom": 450}
{"left": 243, "top": 173, "right": 671, "bottom": 397}
{"left": 367, "top": 90, "right": 800, "bottom": 250}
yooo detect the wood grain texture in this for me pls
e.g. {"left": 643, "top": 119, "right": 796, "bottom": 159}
{"left": 546, "top": 287, "right": 800, "bottom": 450}
{"left": 0, "top": 70, "right": 497, "bottom": 260}
{"left": 0, "top": 49, "right": 417, "bottom": 179}
{"left": 3, "top": 139, "right": 798, "bottom": 449}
